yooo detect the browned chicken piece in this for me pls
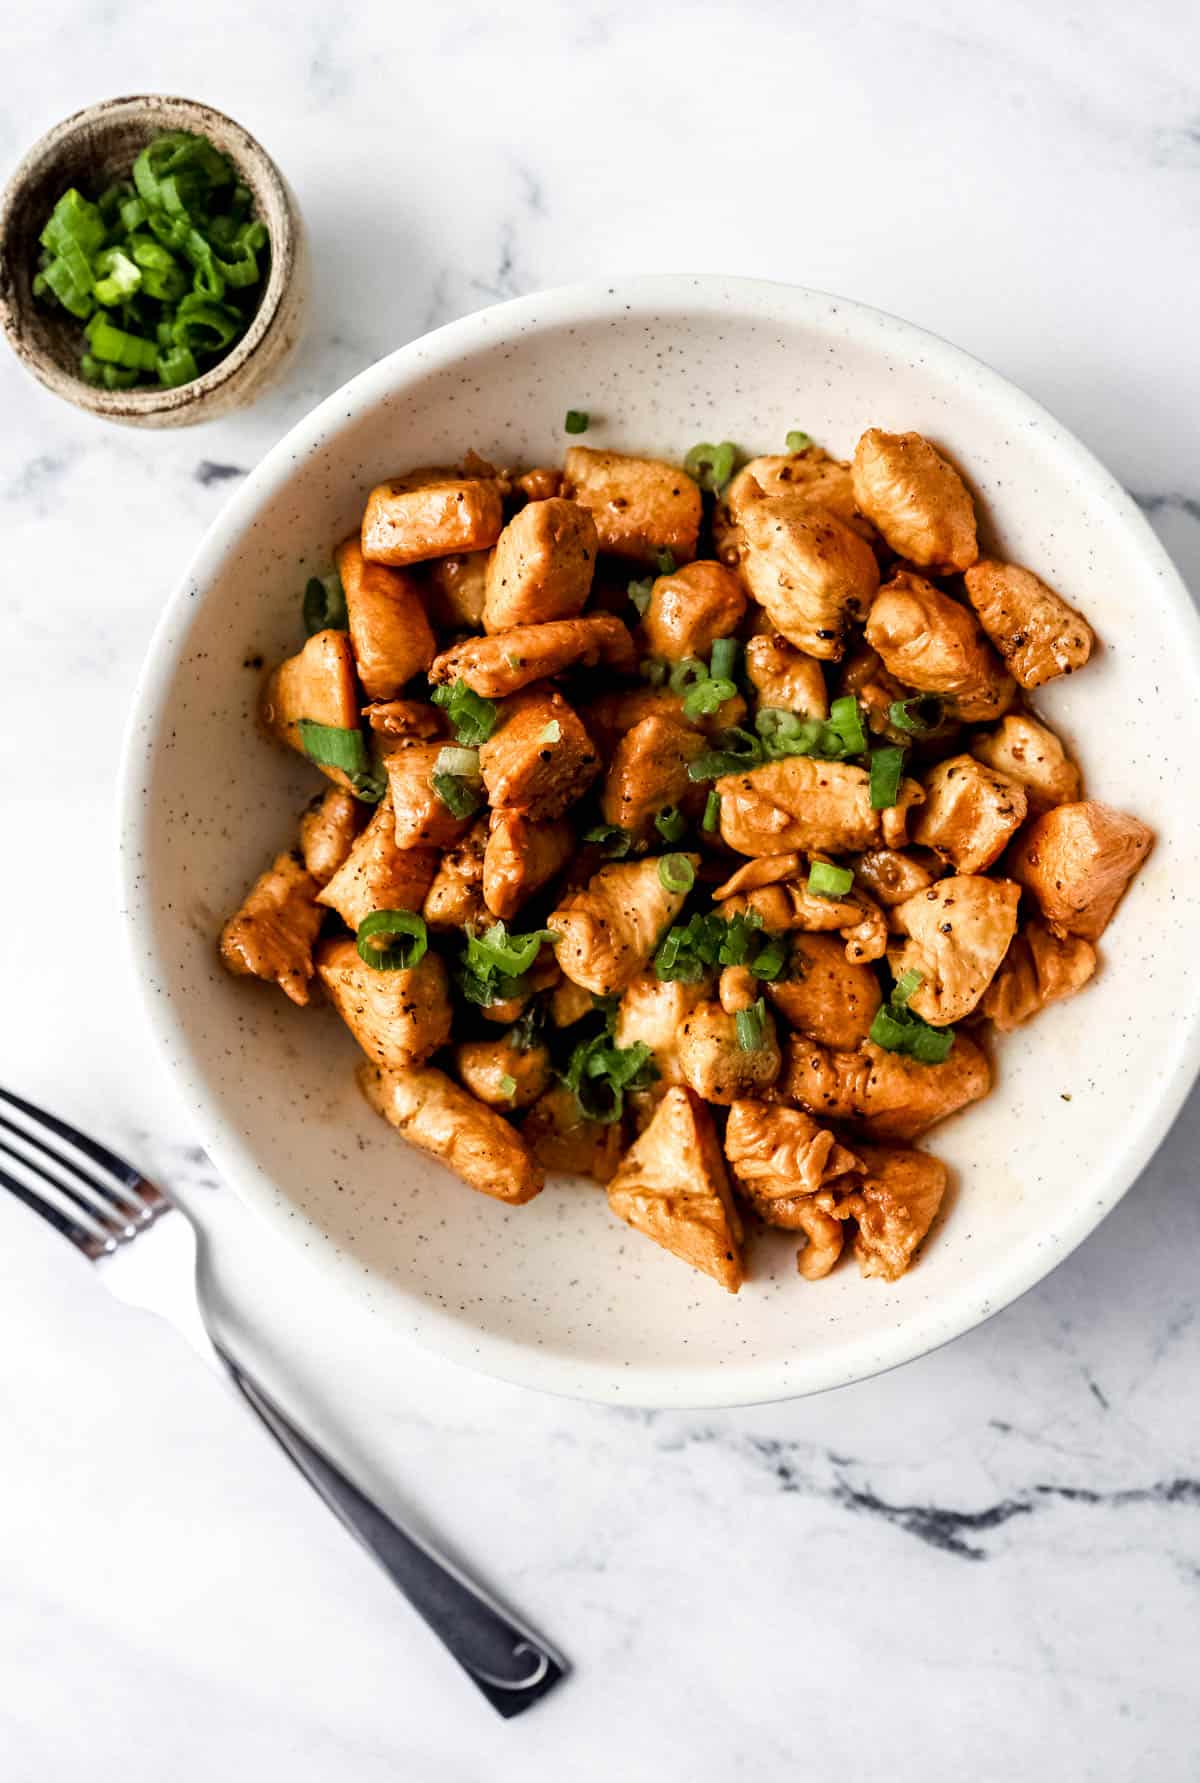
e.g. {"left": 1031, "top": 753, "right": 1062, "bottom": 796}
{"left": 425, "top": 551, "right": 489, "bottom": 631}
{"left": 851, "top": 429, "right": 978, "bottom": 573}
{"left": 832, "top": 1144, "right": 949, "bottom": 1280}
{"left": 676, "top": 990, "right": 781, "bottom": 1104}
{"left": 580, "top": 684, "right": 747, "bottom": 755}
{"left": 562, "top": 446, "right": 702, "bottom": 564}
{"left": 738, "top": 496, "right": 880, "bottom": 660}
{"left": 359, "top": 1062, "right": 543, "bottom": 1205}
{"left": 549, "top": 855, "right": 697, "bottom": 996}
{"left": 516, "top": 466, "right": 563, "bottom": 503}
{"left": 361, "top": 470, "right": 505, "bottom": 567}
{"left": 260, "top": 629, "right": 361, "bottom": 785}
{"left": 711, "top": 853, "right": 803, "bottom": 899}
{"left": 600, "top": 714, "right": 705, "bottom": 839}
{"left": 963, "top": 559, "right": 1094, "bottom": 689}
{"left": 483, "top": 498, "right": 598, "bottom": 632}
{"left": 713, "top": 448, "right": 877, "bottom": 564}
{"left": 744, "top": 633, "right": 829, "bottom": 718}
{"left": 361, "top": 699, "right": 443, "bottom": 741}
{"left": 384, "top": 743, "right": 477, "bottom": 850}
{"left": 219, "top": 851, "right": 323, "bottom": 1007}
{"left": 725, "top": 1099, "right": 863, "bottom": 1207}
{"left": 422, "top": 817, "right": 489, "bottom": 930}
{"left": 865, "top": 571, "right": 1014, "bottom": 723}
{"left": 551, "top": 977, "right": 597, "bottom": 1028}
{"left": 430, "top": 613, "right": 636, "bottom": 699}
{"left": 888, "top": 876, "right": 1021, "bottom": 1025}
{"left": 520, "top": 1083, "right": 625, "bottom": 1183}
{"left": 980, "top": 920, "right": 1097, "bottom": 1031}
{"left": 318, "top": 796, "right": 439, "bottom": 930}
{"left": 970, "top": 713, "right": 1081, "bottom": 817}
{"left": 777, "top": 1032, "right": 991, "bottom": 1141}
{"left": 318, "top": 940, "right": 452, "bottom": 1069}
{"left": 910, "top": 754, "right": 1028, "bottom": 874}
{"left": 453, "top": 1032, "right": 553, "bottom": 1110}
{"left": 607, "top": 1087, "right": 744, "bottom": 1292}
{"left": 334, "top": 536, "right": 435, "bottom": 700}
{"left": 766, "top": 932, "right": 883, "bottom": 1049}
{"left": 1008, "top": 801, "right": 1153, "bottom": 941}
{"left": 716, "top": 758, "right": 921, "bottom": 857}
{"left": 482, "top": 810, "right": 574, "bottom": 920}
{"left": 640, "top": 561, "right": 747, "bottom": 660}
{"left": 851, "top": 847, "right": 939, "bottom": 908}
{"left": 298, "top": 788, "right": 364, "bottom": 886}
{"left": 615, "top": 972, "right": 711, "bottom": 1085}
{"left": 478, "top": 686, "right": 600, "bottom": 819}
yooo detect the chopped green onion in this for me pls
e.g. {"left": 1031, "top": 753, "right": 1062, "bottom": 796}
{"left": 807, "top": 861, "right": 855, "bottom": 899}
{"left": 297, "top": 720, "right": 369, "bottom": 779}
{"left": 654, "top": 805, "right": 687, "bottom": 844}
{"left": 156, "top": 344, "right": 199, "bottom": 387}
{"left": 432, "top": 773, "right": 484, "bottom": 818}
{"left": 458, "top": 921, "right": 555, "bottom": 1007}
{"left": 430, "top": 679, "right": 499, "bottom": 746}
{"left": 582, "top": 823, "right": 633, "bottom": 858}
{"left": 869, "top": 1000, "right": 954, "bottom": 1064}
{"left": 508, "top": 1005, "right": 543, "bottom": 1052}
{"left": 683, "top": 441, "right": 737, "bottom": 495}
{"left": 564, "top": 409, "right": 589, "bottom": 433}
{"left": 869, "top": 745, "right": 907, "bottom": 810}
{"left": 749, "top": 935, "right": 788, "bottom": 980}
{"left": 682, "top": 676, "right": 737, "bottom": 721}
{"left": 355, "top": 909, "right": 428, "bottom": 972}
{"left": 498, "top": 1073, "right": 518, "bottom": 1100}
{"left": 669, "top": 657, "right": 709, "bottom": 696}
{"left": 302, "top": 572, "right": 348, "bottom": 636}
{"left": 688, "top": 727, "right": 766, "bottom": 781}
{"left": 786, "top": 429, "right": 813, "bottom": 453}
{"left": 434, "top": 745, "right": 480, "bottom": 780}
{"left": 892, "top": 969, "right": 923, "bottom": 1007}
{"left": 537, "top": 720, "right": 562, "bottom": 745}
{"left": 888, "top": 696, "right": 945, "bottom": 737}
{"left": 709, "top": 638, "right": 739, "bottom": 683}
{"left": 755, "top": 698, "right": 867, "bottom": 763}
{"left": 40, "top": 188, "right": 106, "bottom": 261}
{"left": 563, "top": 1031, "right": 657, "bottom": 1124}
{"left": 86, "top": 317, "right": 159, "bottom": 371}
{"left": 91, "top": 247, "right": 141, "bottom": 305}
{"left": 828, "top": 695, "right": 868, "bottom": 756}
{"left": 653, "top": 909, "right": 782, "bottom": 983}
{"left": 639, "top": 657, "right": 669, "bottom": 688}
{"left": 735, "top": 998, "right": 768, "bottom": 1051}
{"left": 656, "top": 549, "right": 677, "bottom": 575}
{"left": 702, "top": 790, "right": 721, "bottom": 832}
{"left": 34, "top": 254, "right": 95, "bottom": 319}
{"left": 628, "top": 576, "right": 655, "bottom": 615}
{"left": 658, "top": 853, "right": 695, "bottom": 894}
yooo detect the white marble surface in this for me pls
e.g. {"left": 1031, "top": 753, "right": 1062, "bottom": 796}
{"left": 2, "top": 2, "right": 1199, "bottom": 1777}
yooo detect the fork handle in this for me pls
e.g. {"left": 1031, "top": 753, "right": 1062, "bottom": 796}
{"left": 218, "top": 1350, "right": 566, "bottom": 1717}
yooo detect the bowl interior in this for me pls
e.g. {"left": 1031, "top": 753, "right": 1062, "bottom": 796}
{"left": 122, "top": 279, "right": 1200, "bottom": 1405}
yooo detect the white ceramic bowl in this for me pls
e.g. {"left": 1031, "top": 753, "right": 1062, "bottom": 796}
{"left": 120, "top": 275, "right": 1200, "bottom": 1407}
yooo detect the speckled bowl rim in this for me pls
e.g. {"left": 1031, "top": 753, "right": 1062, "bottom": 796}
{"left": 118, "top": 274, "right": 1200, "bottom": 1407}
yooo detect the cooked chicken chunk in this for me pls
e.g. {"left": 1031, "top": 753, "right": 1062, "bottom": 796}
{"left": 298, "top": 788, "right": 364, "bottom": 886}
{"left": 550, "top": 977, "right": 597, "bottom": 1028}
{"left": 483, "top": 497, "right": 598, "bottom": 632}
{"left": 980, "top": 920, "right": 1097, "bottom": 1031}
{"left": 865, "top": 571, "right": 1014, "bottom": 722}
{"left": 715, "top": 861, "right": 888, "bottom": 964}
{"left": 260, "top": 629, "right": 360, "bottom": 784}
{"left": 516, "top": 466, "right": 563, "bottom": 503}
{"left": 359, "top": 1062, "right": 543, "bottom": 1204}
{"left": 549, "top": 855, "right": 697, "bottom": 995}
{"left": 910, "top": 755, "right": 1028, "bottom": 874}
{"left": 422, "top": 816, "right": 489, "bottom": 930}
{"left": 361, "top": 470, "right": 504, "bottom": 567}
{"left": 318, "top": 796, "right": 439, "bottom": 930}
{"left": 716, "top": 758, "right": 921, "bottom": 857}
{"left": 581, "top": 683, "right": 747, "bottom": 754}
{"left": 478, "top": 686, "right": 600, "bottom": 819}
{"left": 725, "top": 1100, "right": 863, "bottom": 1216}
{"left": 713, "top": 447, "right": 875, "bottom": 563}
{"left": 676, "top": 993, "right": 781, "bottom": 1104}
{"left": 615, "top": 972, "right": 710, "bottom": 1085}
{"left": 640, "top": 560, "right": 747, "bottom": 660}
{"left": 766, "top": 932, "right": 883, "bottom": 1049}
{"left": 606, "top": 1087, "right": 744, "bottom": 1291}
{"left": 482, "top": 811, "right": 573, "bottom": 920}
{"left": 430, "top": 613, "right": 636, "bottom": 699}
{"left": 1008, "top": 801, "right": 1153, "bottom": 940}
{"left": 851, "top": 847, "right": 938, "bottom": 908}
{"left": 219, "top": 850, "right": 323, "bottom": 1006}
{"left": 738, "top": 496, "right": 880, "bottom": 660}
{"left": 385, "top": 743, "right": 477, "bottom": 850}
{"left": 851, "top": 429, "right": 978, "bottom": 572}
{"left": 453, "top": 1032, "right": 553, "bottom": 1110}
{"left": 334, "top": 535, "right": 436, "bottom": 701}
{"left": 562, "top": 446, "right": 702, "bottom": 564}
{"left": 361, "top": 699, "right": 442, "bottom": 741}
{"left": 778, "top": 1033, "right": 991, "bottom": 1141}
{"left": 832, "top": 1144, "right": 949, "bottom": 1280}
{"left": 600, "top": 714, "right": 704, "bottom": 839}
{"left": 426, "top": 551, "right": 489, "bottom": 630}
{"left": 520, "top": 1083, "right": 624, "bottom": 1183}
{"left": 963, "top": 559, "right": 1094, "bottom": 688}
{"left": 318, "top": 940, "right": 452, "bottom": 1069}
{"left": 970, "top": 713, "right": 1081, "bottom": 817}
{"left": 744, "top": 634, "right": 829, "bottom": 719}
{"left": 888, "top": 876, "right": 1021, "bottom": 1025}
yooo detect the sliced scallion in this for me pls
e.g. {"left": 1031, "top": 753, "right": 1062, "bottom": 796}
{"left": 785, "top": 429, "right": 813, "bottom": 452}
{"left": 355, "top": 909, "right": 428, "bottom": 972}
{"left": 658, "top": 854, "right": 695, "bottom": 894}
{"left": 430, "top": 679, "right": 499, "bottom": 746}
{"left": 807, "top": 861, "right": 855, "bottom": 899}
{"left": 869, "top": 745, "right": 907, "bottom": 810}
{"left": 302, "top": 572, "right": 348, "bottom": 636}
{"left": 654, "top": 805, "right": 687, "bottom": 844}
{"left": 735, "top": 998, "right": 767, "bottom": 1051}
{"left": 564, "top": 409, "right": 589, "bottom": 433}
{"left": 683, "top": 440, "right": 737, "bottom": 495}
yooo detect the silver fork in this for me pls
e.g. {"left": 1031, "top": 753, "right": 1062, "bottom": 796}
{"left": 0, "top": 1083, "right": 567, "bottom": 1718}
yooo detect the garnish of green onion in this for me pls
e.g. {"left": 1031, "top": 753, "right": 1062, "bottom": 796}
{"left": 807, "top": 861, "right": 855, "bottom": 899}
{"left": 754, "top": 696, "right": 866, "bottom": 763}
{"left": 434, "top": 745, "right": 480, "bottom": 780}
{"left": 628, "top": 576, "right": 655, "bottom": 615}
{"left": 564, "top": 409, "right": 589, "bottom": 433}
{"left": 355, "top": 909, "right": 428, "bottom": 972}
{"left": 682, "top": 677, "right": 737, "bottom": 720}
{"left": 683, "top": 441, "right": 737, "bottom": 495}
{"left": 430, "top": 679, "right": 499, "bottom": 746}
{"left": 749, "top": 935, "right": 788, "bottom": 980}
{"left": 298, "top": 720, "right": 369, "bottom": 779}
{"left": 563, "top": 1030, "right": 657, "bottom": 1124}
{"left": 869, "top": 969, "right": 951, "bottom": 1063}
{"left": 640, "top": 657, "right": 669, "bottom": 688}
{"left": 669, "top": 657, "right": 708, "bottom": 696}
{"left": 702, "top": 790, "right": 721, "bottom": 832}
{"left": 869, "top": 745, "right": 907, "bottom": 810}
{"left": 888, "top": 696, "right": 945, "bottom": 737}
{"left": 538, "top": 720, "right": 562, "bottom": 745}
{"left": 583, "top": 823, "right": 633, "bottom": 858}
{"left": 498, "top": 1073, "right": 518, "bottom": 1100}
{"left": 688, "top": 726, "right": 766, "bottom": 781}
{"left": 735, "top": 998, "right": 768, "bottom": 1051}
{"left": 654, "top": 805, "right": 688, "bottom": 844}
{"left": 786, "top": 429, "right": 813, "bottom": 452}
{"left": 656, "top": 549, "right": 677, "bottom": 575}
{"left": 432, "top": 773, "right": 484, "bottom": 818}
{"left": 709, "top": 637, "right": 739, "bottom": 683}
{"left": 302, "top": 571, "right": 348, "bottom": 637}
{"left": 658, "top": 853, "right": 695, "bottom": 894}
{"left": 892, "top": 969, "right": 923, "bottom": 1006}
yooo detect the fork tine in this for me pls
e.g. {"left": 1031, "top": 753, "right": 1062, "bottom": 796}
{"left": 0, "top": 1160, "right": 114, "bottom": 1259}
{"left": 0, "top": 1127, "right": 140, "bottom": 1237}
{"left": 0, "top": 1086, "right": 166, "bottom": 1215}
{"left": 0, "top": 1109, "right": 155, "bottom": 1221}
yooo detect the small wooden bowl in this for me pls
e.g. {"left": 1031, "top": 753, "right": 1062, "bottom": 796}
{"left": 0, "top": 95, "right": 308, "bottom": 427}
